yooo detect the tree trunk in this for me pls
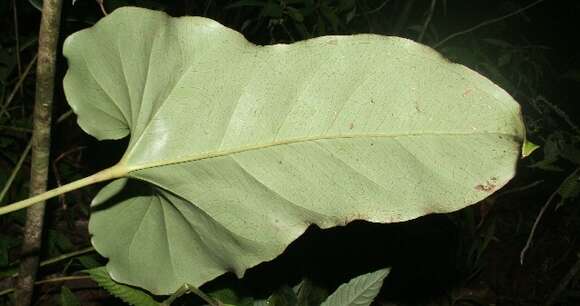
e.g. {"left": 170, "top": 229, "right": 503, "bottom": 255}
{"left": 14, "top": 0, "right": 63, "bottom": 305}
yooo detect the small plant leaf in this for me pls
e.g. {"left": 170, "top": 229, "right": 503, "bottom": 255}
{"left": 60, "top": 286, "right": 81, "bottom": 306}
{"left": 295, "top": 279, "right": 329, "bottom": 306}
{"left": 320, "top": 268, "right": 390, "bottom": 306}
{"left": 85, "top": 267, "right": 160, "bottom": 306}
{"left": 208, "top": 288, "right": 254, "bottom": 306}
{"left": 555, "top": 169, "right": 580, "bottom": 210}
{"left": 76, "top": 254, "right": 101, "bottom": 269}
{"left": 521, "top": 140, "right": 539, "bottom": 158}
{"left": 267, "top": 286, "right": 298, "bottom": 306}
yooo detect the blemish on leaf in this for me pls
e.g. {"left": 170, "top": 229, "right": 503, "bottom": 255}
{"left": 349, "top": 122, "right": 354, "bottom": 129}
{"left": 415, "top": 100, "right": 423, "bottom": 112}
{"left": 462, "top": 89, "right": 473, "bottom": 97}
{"left": 392, "top": 213, "right": 403, "bottom": 222}
{"left": 475, "top": 177, "right": 498, "bottom": 192}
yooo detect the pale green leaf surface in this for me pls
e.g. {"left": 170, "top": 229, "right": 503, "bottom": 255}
{"left": 63, "top": 7, "right": 524, "bottom": 294}
{"left": 320, "top": 268, "right": 390, "bottom": 306}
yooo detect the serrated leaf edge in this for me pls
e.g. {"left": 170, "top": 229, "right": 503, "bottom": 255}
{"left": 320, "top": 267, "right": 390, "bottom": 306}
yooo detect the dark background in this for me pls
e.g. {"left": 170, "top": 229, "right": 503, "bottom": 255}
{"left": 1, "top": 0, "right": 579, "bottom": 305}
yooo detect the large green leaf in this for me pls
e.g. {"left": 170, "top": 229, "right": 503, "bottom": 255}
{"left": 63, "top": 7, "right": 524, "bottom": 295}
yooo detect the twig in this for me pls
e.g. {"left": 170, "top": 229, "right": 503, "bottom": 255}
{"left": 186, "top": 284, "right": 221, "bottom": 306}
{"left": 0, "top": 109, "right": 77, "bottom": 209}
{"left": 534, "top": 95, "right": 580, "bottom": 133}
{"left": 96, "top": 0, "right": 107, "bottom": 16}
{"left": 519, "top": 191, "right": 557, "bottom": 265}
{"left": 1, "top": 276, "right": 92, "bottom": 297}
{"left": 0, "top": 126, "right": 33, "bottom": 133}
{"left": 162, "top": 285, "right": 189, "bottom": 306}
{"left": 162, "top": 283, "right": 221, "bottom": 306}
{"left": 0, "top": 55, "right": 38, "bottom": 119}
{"left": 356, "top": 0, "right": 392, "bottom": 17}
{"left": 418, "top": 0, "right": 437, "bottom": 43}
{"left": 52, "top": 146, "right": 87, "bottom": 208}
{"left": 496, "top": 180, "right": 543, "bottom": 197}
{"left": 434, "top": 0, "right": 546, "bottom": 48}
{"left": 392, "top": 0, "right": 416, "bottom": 34}
{"left": 546, "top": 252, "right": 580, "bottom": 306}
{"left": 520, "top": 168, "right": 580, "bottom": 264}
{"left": 38, "top": 246, "right": 95, "bottom": 269}
{"left": 14, "top": 0, "right": 64, "bottom": 305}
{"left": 1, "top": 246, "right": 95, "bottom": 280}
{"left": 203, "top": 0, "right": 213, "bottom": 16}
{"left": 0, "top": 140, "right": 32, "bottom": 204}
{"left": 56, "top": 109, "right": 74, "bottom": 124}
{"left": 12, "top": 0, "right": 23, "bottom": 83}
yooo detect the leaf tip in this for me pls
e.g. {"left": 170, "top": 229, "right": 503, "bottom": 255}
{"left": 521, "top": 140, "right": 540, "bottom": 158}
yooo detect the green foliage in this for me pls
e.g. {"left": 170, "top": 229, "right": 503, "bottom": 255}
{"left": 0, "top": 234, "right": 18, "bottom": 270}
{"left": 249, "top": 268, "right": 389, "bottom": 306}
{"left": 85, "top": 267, "right": 161, "bottom": 306}
{"left": 295, "top": 279, "right": 328, "bottom": 306}
{"left": 81, "top": 267, "right": 388, "bottom": 306}
{"left": 46, "top": 229, "right": 75, "bottom": 258}
{"left": 53, "top": 6, "right": 526, "bottom": 295}
{"left": 320, "top": 268, "right": 389, "bottom": 306}
{"left": 266, "top": 286, "right": 298, "bottom": 306}
{"left": 208, "top": 288, "right": 253, "bottom": 306}
{"left": 227, "top": 0, "right": 359, "bottom": 40}
{"left": 76, "top": 254, "right": 102, "bottom": 269}
{"left": 527, "top": 96, "right": 580, "bottom": 208}
{"left": 59, "top": 286, "right": 81, "bottom": 306}
{"left": 555, "top": 169, "right": 580, "bottom": 209}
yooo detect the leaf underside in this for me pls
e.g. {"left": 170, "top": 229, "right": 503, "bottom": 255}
{"left": 63, "top": 7, "right": 525, "bottom": 294}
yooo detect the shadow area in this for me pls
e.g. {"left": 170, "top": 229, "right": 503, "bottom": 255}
{"left": 205, "top": 213, "right": 461, "bottom": 303}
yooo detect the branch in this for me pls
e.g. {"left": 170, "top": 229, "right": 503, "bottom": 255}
{"left": 520, "top": 167, "right": 580, "bottom": 264}
{"left": 434, "top": 0, "right": 545, "bottom": 49}
{"left": 14, "top": 0, "right": 63, "bottom": 304}
{"left": 418, "top": 0, "right": 437, "bottom": 43}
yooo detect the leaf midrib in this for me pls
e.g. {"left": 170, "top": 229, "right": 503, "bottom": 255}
{"left": 126, "top": 131, "right": 517, "bottom": 173}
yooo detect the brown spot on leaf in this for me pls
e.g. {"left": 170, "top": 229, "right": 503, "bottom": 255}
{"left": 463, "top": 89, "right": 473, "bottom": 97}
{"left": 475, "top": 177, "right": 498, "bottom": 192}
{"left": 349, "top": 122, "right": 354, "bottom": 129}
{"left": 393, "top": 213, "right": 403, "bottom": 222}
{"left": 415, "top": 100, "right": 423, "bottom": 112}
